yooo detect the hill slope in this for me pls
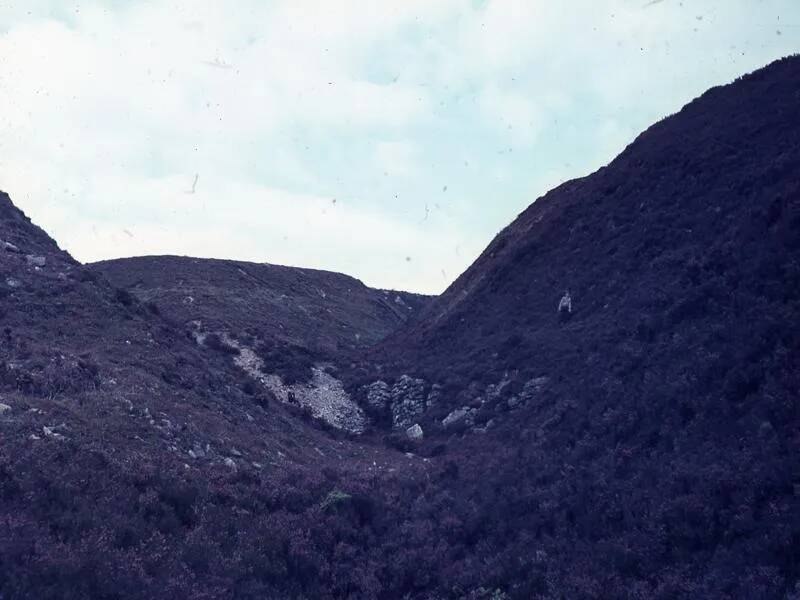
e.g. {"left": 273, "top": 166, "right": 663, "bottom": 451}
{"left": 384, "top": 54, "right": 799, "bottom": 407}
{"left": 0, "top": 192, "right": 429, "bottom": 599}
{"left": 92, "top": 255, "right": 429, "bottom": 353}
{"left": 0, "top": 55, "right": 798, "bottom": 599}
{"left": 355, "top": 55, "right": 800, "bottom": 596}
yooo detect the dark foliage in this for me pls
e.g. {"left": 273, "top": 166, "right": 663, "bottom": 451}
{"left": 255, "top": 339, "right": 318, "bottom": 385}
{"left": 203, "top": 333, "right": 240, "bottom": 356}
{"left": 0, "top": 56, "right": 798, "bottom": 600}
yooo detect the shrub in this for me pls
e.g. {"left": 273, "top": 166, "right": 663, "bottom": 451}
{"left": 114, "top": 288, "right": 135, "bottom": 307}
{"left": 204, "top": 333, "right": 240, "bottom": 355}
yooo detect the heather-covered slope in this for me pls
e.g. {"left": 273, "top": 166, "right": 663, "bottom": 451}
{"left": 385, "top": 55, "right": 800, "bottom": 399}
{"left": 0, "top": 55, "right": 799, "bottom": 600}
{"left": 0, "top": 192, "right": 429, "bottom": 599}
{"left": 92, "top": 256, "right": 429, "bottom": 353}
{"left": 356, "top": 55, "right": 800, "bottom": 596}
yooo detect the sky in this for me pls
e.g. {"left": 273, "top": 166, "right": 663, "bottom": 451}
{"left": 0, "top": 1, "right": 797, "bottom": 294}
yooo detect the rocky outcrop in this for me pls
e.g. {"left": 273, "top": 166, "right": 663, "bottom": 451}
{"left": 508, "top": 376, "right": 549, "bottom": 409}
{"left": 390, "top": 375, "right": 427, "bottom": 429}
{"left": 364, "top": 381, "right": 391, "bottom": 412}
{"left": 361, "top": 375, "right": 436, "bottom": 429}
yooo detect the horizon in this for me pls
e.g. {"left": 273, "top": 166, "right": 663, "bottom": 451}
{"left": 1, "top": 1, "right": 798, "bottom": 294}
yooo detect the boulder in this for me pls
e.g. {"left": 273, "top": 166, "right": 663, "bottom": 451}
{"left": 26, "top": 255, "right": 46, "bottom": 267}
{"left": 0, "top": 402, "right": 11, "bottom": 414}
{"left": 43, "top": 425, "right": 65, "bottom": 440}
{"left": 442, "top": 406, "right": 475, "bottom": 429}
{"left": 3, "top": 241, "right": 19, "bottom": 253}
{"left": 364, "top": 380, "right": 391, "bottom": 411}
{"left": 406, "top": 423, "right": 423, "bottom": 440}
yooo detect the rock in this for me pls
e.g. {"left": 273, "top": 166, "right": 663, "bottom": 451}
{"left": 191, "top": 442, "right": 206, "bottom": 458}
{"left": 484, "top": 379, "right": 511, "bottom": 404}
{"left": 43, "top": 425, "right": 65, "bottom": 440}
{"left": 25, "top": 255, "right": 46, "bottom": 267}
{"left": 364, "top": 380, "right": 390, "bottom": 411}
{"left": 528, "top": 376, "right": 549, "bottom": 394}
{"left": 390, "top": 375, "right": 427, "bottom": 429}
{"left": 3, "top": 241, "right": 19, "bottom": 253}
{"left": 442, "top": 406, "right": 475, "bottom": 429}
{"left": 223, "top": 457, "right": 237, "bottom": 469}
{"left": 0, "top": 403, "right": 11, "bottom": 414}
{"left": 5, "top": 278, "right": 21, "bottom": 289}
{"left": 230, "top": 448, "right": 243, "bottom": 457}
{"left": 507, "top": 395, "right": 522, "bottom": 409}
{"left": 406, "top": 423, "right": 423, "bottom": 440}
{"left": 510, "top": 376, "right": 550, "bottom": 409}
{"left": 426, "top": 384, "right": 443, "bottom": 409}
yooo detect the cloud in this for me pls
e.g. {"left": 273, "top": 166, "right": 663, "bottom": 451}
{"left": 478, "top": 85, "right": 543, "bottom": 144}
{"left": 49, "top": 174, "right": 469, "bottom": 293}
{"left": 0, "top": 0, "right": 797, "bottom": 295}
{"left": 374, "top": 141, "right": 419, "bottom": 177}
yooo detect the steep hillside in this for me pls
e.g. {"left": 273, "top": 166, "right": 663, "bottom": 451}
{"left": 350, "top": 55, "right": 799, "bottom": 596}
{"left": 381, "top": 54, "right": 800, "bottom": 411}
{"left": 91, "top": 256, "right": 429, "bottom": 353}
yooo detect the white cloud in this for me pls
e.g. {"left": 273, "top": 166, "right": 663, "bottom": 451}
{"left": 374, "top": 141, "right": 419, "bottom": 177}
{"left": 478, "top": 85, "right": 543, "bottom": 144}
{"left": 0, "top": 0, "right": 797, "bottom": 295}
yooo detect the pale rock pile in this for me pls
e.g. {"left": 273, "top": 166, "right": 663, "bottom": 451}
{"left": 219, "top": 332, "right": 367, "bottom": 434}
{"left": 264, "top": 368, "right": 367, "bottom": 434}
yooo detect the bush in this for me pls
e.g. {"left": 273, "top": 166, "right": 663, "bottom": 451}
{"left": 114, "top": 288, "right": 135, "bottom": 307}
{"left": 255, "top": 340, "right": 317, "bottom": 385}
{"left": 204, "top": 333, "right": 240, "bottom": 355}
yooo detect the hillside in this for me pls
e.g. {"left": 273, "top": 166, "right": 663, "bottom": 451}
{"left": 352, "top": 55, "right": 800, "bottom": 597}
{"left": 0, "top": 55, "right": 798, "bottom": 599}
{"left": 379, "top": 54, "right": 800, "bottom": 417}
{"left": 91, "top": 256, "right": 429, "bottom": 353}
{"left": 0, "top": 191, "right": 429, "bottom": 599}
